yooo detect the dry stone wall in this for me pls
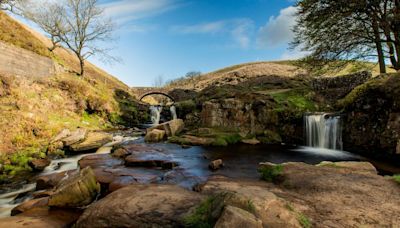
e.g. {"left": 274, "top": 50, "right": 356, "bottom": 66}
{"left": 0, "top": 41, "right": 56, "bottom": 78}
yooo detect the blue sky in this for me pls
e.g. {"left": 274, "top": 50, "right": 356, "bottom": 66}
{"left": 20, "top": 0, "right": 304, "bottom": 86}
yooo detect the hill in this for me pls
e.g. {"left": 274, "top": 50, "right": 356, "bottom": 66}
{"left": 166, "top": 60, "right": 396, "bottom": 91}
{"left": 0, "top": 11, "right": 144, "bottom": 175}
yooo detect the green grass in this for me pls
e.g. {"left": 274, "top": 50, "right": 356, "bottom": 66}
{"left": 258, "top": 164, "right": 284, "bottom": 183}
{"left": 183, "top": 196, "right": 220, "bottom": 228}
{"left": 393, "top": 175, "right": 400, "bottom": 184}
{"left": 298, "top": 213, "right": 312, "bottom": 228}
{"left": 270, "top": 89, "right": 316, "bottom": 112}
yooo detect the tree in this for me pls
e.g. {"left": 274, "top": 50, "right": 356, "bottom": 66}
{"left": 23, "top": 0, "right": 116, "bottom": 76}
{"left": 20, "top": 2, "right": 64, "bottom": 51}
{"left": 153, "top": 75, "right": 165, "bottom": 87}
{"left": 185, "top": 71, "right": 202, "bottom": 80}
{"left": 293, "top": 0, "right": 400, "bottom": 73}
{"left": 1, "top": 0, "right": 24, "bottom": 11}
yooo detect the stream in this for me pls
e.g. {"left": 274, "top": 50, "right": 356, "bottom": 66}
{"left": 0, "top": 137, "right": 373, "bottom": 218}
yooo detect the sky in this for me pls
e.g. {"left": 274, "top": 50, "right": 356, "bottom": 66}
{"left": 18, "top": 0, "right": 305, "bottom": 87}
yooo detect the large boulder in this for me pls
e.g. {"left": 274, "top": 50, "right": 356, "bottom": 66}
{"left": 48, "top": 167, "right": 100, "bottom": 208}
{"left": 29, "top": 158, "right": 51, "bottom": 171}
{"left": 144, "top": 129, "right": 166, "bottom": 142}
{"left": 36, "top": 170, "right": 76, "bottom": 190}
{"left": 50, "top": 129, "right": 71, "bottom": 143}
{"left": 202, "top": 177, "right": 301, "bottom": 228}
{"left": 147, "top": 119, "right": 184, "bottom": 137}
{"left": 215, "top": 205, "right": 263, "bottom": 228}
{"left": 62, "top": 129, "right": 87, "bottom": 146}
{"left": 69, "top": 132, "right": 112, "bottom": 152}
{"left": 75, "top": 184, "right": 204, "bottom": 228}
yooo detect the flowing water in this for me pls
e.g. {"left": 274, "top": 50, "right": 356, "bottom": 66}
{"left": 170, "top": 105, "right": 177, "bottom": 120}
{"left": 150, "top": 106, "right": 163, "bottom": 125}
{"left": 305, "top": 113, "right": 343, "bottom": 150}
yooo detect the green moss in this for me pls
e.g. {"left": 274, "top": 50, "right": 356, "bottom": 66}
{"left": 298, "top": 213, "right": 312, "bottom": 228}
{"left": 211, "top": 137, "right": 228, "bottom": 147}
{"left": 337, "top": 78, "right": 385, "bottom": 108}
{"left": 258, "top": 164, "right": 284, "bottom": 183}
{"left": 168, "top": 136, "right": 190, "bottom": 145}
{"left": 270, "top": 89, "right": 316, "bottom": 112}
{"left": 183, "top": 196, "right": 221, "bottom": 228}
{"left": 176, "top": 100, "right": 197, "bottom": 113}
{"left": 393, "top": 175, "right": 400, "bottom": 184}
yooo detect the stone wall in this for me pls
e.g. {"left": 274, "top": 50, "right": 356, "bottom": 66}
{"left": 0, "top": 41, "right": 56, "bottom": 78}
{"left": 312, "top": 71, "right": 372, "bottom": 100}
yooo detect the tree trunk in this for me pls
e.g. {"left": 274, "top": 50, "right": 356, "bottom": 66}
{"left": 79, "top": 58, "right": 85, "bottom": 76}
{"left": 372, "top": 19, "right": 386, "bottom": 73}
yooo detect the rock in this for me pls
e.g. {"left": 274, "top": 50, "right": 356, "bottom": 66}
{"left": 69, "top": 132, "right": 112, "bottom": 152}
{"left": 112, "top": 147, "right": 131, "bottom": 158}
{"left": 147, "top": 119, "right": 185, "bottom": 137}
{"left": 36, "top": 170, "right": 76, "bottom": 190}
{"left": 202, "top": 177, "right": 301, "bottom": 228}
{"left": 46, "top": 141, "right": 64, "bottom": 158}
{"left": 75, "top": 184, "right": 204, "bottom": 228}
{"left": 215, "top": 205, "right": 263, "bottom": 228}
{"left": 209, "top": 159, "right": 223, "bottom": 170}
{"left": 0, "top": 207, "right": 81, "bottom": 228}
{"left": 29, "top": 158, "right": 51, "bottom": 171}
{"left": 125, "top": 155, "right": 178, "bottom": 169}
{"left": 144, "top": 129, "right": 166, "bottom": 142}
{"left": 51, "top": 129, "right": 71, "bottom": 143}
{"left": 62, "top": 128, "right": 87, "bottom": 146}
{"left": 95, "top": 146, "right": 112, "bottom": 154}
{"left": 317, "top": 161, "right": 377, "bottom": 174}
{"left": 11, "top": 197, "right": 49, "bottom": 216}
{"left": 48, "top": 167, "right": 100, "bottom": 208}
{"left": 241, "top": 138, "right": 260, "bottom": 145}
{"left": 78, "top": 153, "right": 124, "bottom": 169}
{"left": 169, "top": 135, "right": 214, "bottom": 146}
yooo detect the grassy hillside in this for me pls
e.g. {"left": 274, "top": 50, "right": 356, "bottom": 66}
{"left": 0, "top": 11, "right": 143, "bottom": 178}
{"left": 166, "top": 60, "right": 396, "bottom": 91}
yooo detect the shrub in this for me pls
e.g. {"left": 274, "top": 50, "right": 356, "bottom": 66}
{"left": 298, "top": 213, "right": 312, "bottom": 228}
{"left": 393, "top": 175, "right": 400, "bottom": 184}
{"left": 258, "top": 164, "right": 284, "bottom": 183}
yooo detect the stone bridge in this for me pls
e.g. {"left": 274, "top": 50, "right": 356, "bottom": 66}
{"left": 131, "top": 87, "right": 175, "bottom": 102}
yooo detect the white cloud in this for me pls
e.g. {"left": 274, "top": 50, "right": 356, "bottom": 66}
{"left": 101, "top": 0, "right": 181, "bottom": 24}
{"left": 257, "top": 6, "right": 298, "bottom": 48}
{"left": 280, "top": 46, "right": 310, "bottom": 60}
{"left": 171, "top": 19, "right": 254, "bottom": 49}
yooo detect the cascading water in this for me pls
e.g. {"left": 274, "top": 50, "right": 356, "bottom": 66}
{"left": 150, "top": 106, "right": 163, "bottom": 125}
{"left": 170, "top": 105, "right": 177, "bottom": 120}
{"left": 305, "top": 113, "right": 343, "bottom": 150}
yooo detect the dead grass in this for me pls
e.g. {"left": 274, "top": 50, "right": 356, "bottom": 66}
{"left": 0, "top": 11, "right": 51, "bottom": 57}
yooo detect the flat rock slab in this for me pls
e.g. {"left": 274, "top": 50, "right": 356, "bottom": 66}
{"left": 0, "top": 207, "right": 81, "bottom": 228}
{"left": 75, "top": 184, "right": 204, "bottom": 228}
{"left": 78, "top": 153, "right": 124, "bottom": 169}
{"left": 70, "top": 132, "right": 112, "bottom": 152}
{"left": 62, "top": 129, "right": 87, "bottom": 146}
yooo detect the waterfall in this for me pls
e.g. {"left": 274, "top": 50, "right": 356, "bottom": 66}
{"left": 170, "top": 105, "right": 177, "bottom": 120}
{"left": 305, "top": 113, "right": 343, "bottom": 150}
{"left": 150, "top": 106, "right": 163, "bottom": 125}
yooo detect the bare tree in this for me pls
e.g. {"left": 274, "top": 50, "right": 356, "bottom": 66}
{"left": 20, "top": 2, "right": 64, "bottom": 51}
{"left": 153, "top": 75, "right": 165, "bottom": 88}
{"left": 1, "top": 0, "right": 25, "bottom": 12}
{"left": 23, "top": 0, "right": 116, "bottom": 76}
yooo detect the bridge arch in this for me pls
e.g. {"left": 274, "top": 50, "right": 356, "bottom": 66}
{"left": 139, "top": 91, "right": 175, "bottom": 104}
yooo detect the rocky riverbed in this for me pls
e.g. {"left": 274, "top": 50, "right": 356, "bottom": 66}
{"left": 0, "top": 124, "right": 399, "bottom": 227}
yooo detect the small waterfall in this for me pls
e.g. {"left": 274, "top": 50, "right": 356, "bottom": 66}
{"left": 150, "top": 106, "right": 163, "bottom": 125}
{"left": 305, "top": 113, "right": 343, "bottom": 150}
{"left": 170, "top": 105, "right": 177, "bottom": 120}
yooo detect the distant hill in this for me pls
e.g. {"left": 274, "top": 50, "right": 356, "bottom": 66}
{"left": 166, "top": 60, "right": 396, "bottom": 91}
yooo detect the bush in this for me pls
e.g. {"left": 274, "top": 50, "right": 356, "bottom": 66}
{"left": 393, "top": 175, "right": 400, "bottom": 184}
{"left": 258, "top": 164, "right": 284, "bottom": 183}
